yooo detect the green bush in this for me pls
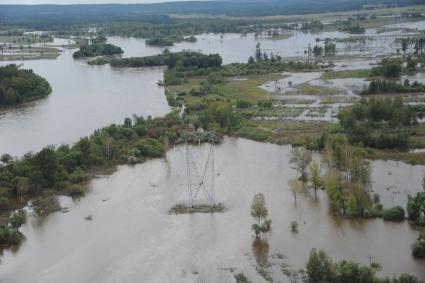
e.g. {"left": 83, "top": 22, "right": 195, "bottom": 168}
{"left": 407, "top": 192, "right": 425, "bottom": 225}
{"left": 135, "top": 138, "right": 165, "bottom": 158}
{"left": 9, "top": 211, "right": 26, "bottom": 231}
{"left": 65, "top": 184, "right": 86, "bottom": 196}
{"left": 334, "top": 260, "right": 376, "bottom": 283}
{"left": 0, "top": 196, "right": 11, "bottom": 211}
{"left": 68, "top": 169, "right": 89, "bottom": 184}
{"left": 0, "top": 226, "right": 22, "bottom": 245}
{"left": 382, "top": 206, "right": 405, "bottom": 221}
{"left": 412, "top": 231, "right": 425, "bottom": 258}
{"left": 394, "top": 273, "right": 422, "bottom": 283}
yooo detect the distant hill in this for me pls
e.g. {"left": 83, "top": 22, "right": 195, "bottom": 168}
{"left": 0, "top": 0, "right": 422, "bottom": 27}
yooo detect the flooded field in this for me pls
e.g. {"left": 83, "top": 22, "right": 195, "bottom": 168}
{"left": 109, "top": 27, "right": 411, "bottom": 65}
{"left": 0, "top": 138, "right": 423, "bottom": 283}
{"left": 258, "top": 72, "right": 367, "bottom": 121}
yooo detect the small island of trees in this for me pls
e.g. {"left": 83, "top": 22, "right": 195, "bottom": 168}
{"left": 0, "top": 64, "right": 52, "bottom": 107}
{"left": 72, "top": 36, "right": 123, "bottom": 59}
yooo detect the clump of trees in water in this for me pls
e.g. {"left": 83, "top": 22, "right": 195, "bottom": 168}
{"left": 338, "top": 20, "right": 365, "bottom": 34}
{"left": 412, "top": 230, "right": 425, "bottom": 258}
{"left": 145, "top": 35, "right": 197, "bottom": 46}
{"left": 338, "top": 97, "right": 416, "bottom": 149}
{"left": 0, "top": 64, "right": 52, "bottom": 107}
{"left": 108, "top": 50, "right": 222, "bottom": 69}
{"left": 371, "top": 59, "right": 403, "bottom": 78}
{"left": 305, "top": 248, "right": 423, "bottom": 283}
{"left": 72, "top": 36, "right": 123, "bottom": 58}
{"left": 0, "top": 211, "right": 26, "bottom": 246}
{"left": 407, "top": 192, "right": 425, "bottom": 226}
{"left": 364, "top": 79, "right": 425, "bottom": 95}
{"left": 320, "top": 135, "right": 381, "bottom": 218}
{"left": 287, "top": 135, "right": 386, "bottom": 218}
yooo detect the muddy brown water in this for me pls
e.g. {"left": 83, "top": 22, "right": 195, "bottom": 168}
{"left": 0, "top": 138, "right": 423, "bottom": 282}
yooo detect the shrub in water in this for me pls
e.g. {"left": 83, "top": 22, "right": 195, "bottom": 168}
{"left": 382, "top": 206, "right": 405, "bottom": 221}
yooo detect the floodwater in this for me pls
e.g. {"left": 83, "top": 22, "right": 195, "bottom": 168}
{"left": 108, "top": 28, "right": 404, "bottom": 65}
{"left": 0, "top": 138, "right": 423, "bottom": 283}
{"left": 0, "top": 40, "right": 170, "bottom": 156}
{"left": 385, "top": 20, "right": 425, "bottom": 31}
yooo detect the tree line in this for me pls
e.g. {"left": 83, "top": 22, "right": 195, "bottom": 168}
{"left": 338, "top": 97, "right": 416, "bottom": 149}
{"left": 364, "top": 79, "right": 425, "bottom": 95}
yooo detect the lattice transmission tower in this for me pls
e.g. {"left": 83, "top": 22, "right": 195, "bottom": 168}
{"left": 179, "top": 131, "right": 221, "bottom": 207}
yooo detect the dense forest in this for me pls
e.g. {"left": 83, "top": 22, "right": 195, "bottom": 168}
{"left": 0, "top": 0, "right": 422, "bottom": 26}
{"left": 0, "top": 64, "right": 52, "bottom": 107}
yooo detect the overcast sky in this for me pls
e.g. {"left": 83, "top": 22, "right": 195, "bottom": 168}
{"left": 0, "top": 0, "right": 190, "bottom": 4}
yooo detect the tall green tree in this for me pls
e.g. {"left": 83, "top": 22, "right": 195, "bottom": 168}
{"left": 251, "top": 193, "right": 271, "bottom": 237}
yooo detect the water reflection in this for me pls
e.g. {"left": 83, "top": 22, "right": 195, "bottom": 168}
{"left": 252, "top": 237, "right": 270, "bottom": 267}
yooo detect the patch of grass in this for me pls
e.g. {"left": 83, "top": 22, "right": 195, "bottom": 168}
{"left": 237, "top": 120, "right": 334, "bottom": 146}
{"left": 256, "top": 108, "right": 305, "bottom": 118}
{"left": 321, "top": 69, "right": 371, "bottom": 79}
{"left": 320, "top": 95, "right": 359, "bottom": 104}
{"left": 292, "top": 82, "right": 341, "bottom": 96}
{"left": 370, "top": 150, "right": 425, "bottom": 166}
{"left": 223, "top": 73, "right": 281, "bottom": 101}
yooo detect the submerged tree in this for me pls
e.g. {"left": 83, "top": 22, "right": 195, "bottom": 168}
{"left": 309, "top": 161, "right": 322, "bottom": 198}
{"left": 289, "top": 147, "right": 312, "bottom": 189}
{"left": 288, "top": 179, "right": 301, "bottom": 204}
{"left": 251, "top": 193, "right": 271, "bottom": 237}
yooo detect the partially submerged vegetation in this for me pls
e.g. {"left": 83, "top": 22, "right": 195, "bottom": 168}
{"left": 169, "top": 203, "right": 225, "bottom": 214}
{"left": 0, "top": 64, "right": 52, "bottom": 107}
{"left": 305, "top": 248, "right": 423, "bottom": 283}
{"left": 338, "top": 97, "right": 416, "bottom": 149}
{"left": 73, "top": 36, "right": 123, "bottom": 59}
